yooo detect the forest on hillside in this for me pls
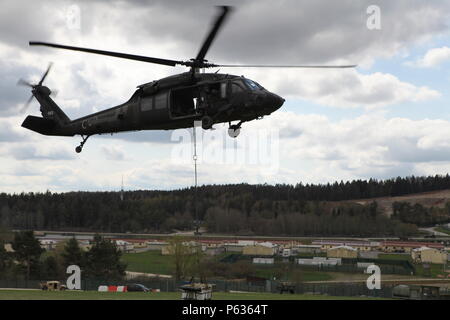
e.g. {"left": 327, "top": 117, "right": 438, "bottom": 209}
{"left": 1, "top": 175, "right": 450, "bottom": 236}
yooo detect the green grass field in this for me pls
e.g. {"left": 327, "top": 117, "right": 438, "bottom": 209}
{"left": 414, "top": 263, "right": 447, "bottom": 278}
{"left": 122, "top": 251, "right": 175, "bottom": 275}
{"left": 122, "top": 251, "right": 336, "bottom": 282}
{"left": 254, "top": 268, "right": 333, "bottom": 282}
{"left": 0, "top": 290, "right": 386, "bottom": 300}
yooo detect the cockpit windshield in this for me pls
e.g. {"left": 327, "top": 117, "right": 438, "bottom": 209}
{"left": 243, "top": 79, "right": 263, "bottom": 90}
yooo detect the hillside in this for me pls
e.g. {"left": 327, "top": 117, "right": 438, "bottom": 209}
{"left": 342, "top": 189, "right": 450, "bottom": 217}
{"left": 1, "top": 175, "right": 450, "bottom": 236}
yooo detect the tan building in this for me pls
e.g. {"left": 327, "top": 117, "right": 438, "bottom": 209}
{"left": 147, "top": 241, "right": 168, "bottom": 251}
{"left": 78, "top": 241, "right": 92, "bottom": 252}
{"left": 242, "top": 242, "right": 276, "bottom": 256}
{"left": 127, "top": 239, "right": 148, "bottom": 249}
{"left": 327, "top": 245, "right": 358, "bottom": 259}
{"left": 312, "top": 240, "right": 378, "bottom": 251}
{"left": 380, "top": 241, "right": 444, "bottom": 253}
{"left": 161, "top": 242, "right": 199, "bottom": 256}
{"left": 411, "top": 247, "right": 448, "bottom": 264}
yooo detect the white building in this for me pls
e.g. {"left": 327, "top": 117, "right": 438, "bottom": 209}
{"left": 296, "top": 257, "right": 342, "bottom": 266}
{"left": 115, "top": 240, "right": 134, "bottom": 252}
{"left": 253, "top": 257, "right": 274, "bottom": 264}
{"left": 39, "top": 239, "right": 58, "bottom": 251}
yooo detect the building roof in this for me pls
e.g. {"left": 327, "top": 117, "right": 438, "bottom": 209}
{"left": 295, "top": 245, "right": 322, "bottom": 248}
{"left": 382, "top": 241, "right": 444, "bottom": 249}
{"left": 115, "top": 240, "right": 131, "bottom": 245}
{"left": 312, "top": 240, "right": 376, "bottom": 247}
{"left": 328, "top": 245, "right": 357, "bottom": 251}
{"left": 258, "top": 242, "right": 277, "bottom": 248}
{"left": 412, "top": 246, "right": 441, "bottom": 252}
{"left": 39, "top": 239, "right": 57, "bottom": 244}
{"left": 147, "top": 241, "right": 168, "bottom": 245}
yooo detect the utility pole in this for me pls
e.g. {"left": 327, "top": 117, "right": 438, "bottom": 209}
{"left": 120, "top": 175, "right": 124, "bottom": 201}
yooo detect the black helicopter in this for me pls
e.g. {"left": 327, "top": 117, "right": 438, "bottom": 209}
{"left": 19, "top": 6, "right": 355, "bottom": 153}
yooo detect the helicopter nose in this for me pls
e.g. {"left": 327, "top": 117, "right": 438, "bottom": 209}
{"left": 274, "top": 94, "right": 285, "bottom": 109}
{"left": 265, "top": 93, "right": 284, "bottom": 111}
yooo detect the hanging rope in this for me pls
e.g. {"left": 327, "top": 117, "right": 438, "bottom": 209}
{"left": 193, "top": 124, "right": 199, "bottom": 235}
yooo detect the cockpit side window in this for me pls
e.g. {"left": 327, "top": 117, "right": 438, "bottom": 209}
{"left": 243, "top": 79, "right": 262, "bottom": 90}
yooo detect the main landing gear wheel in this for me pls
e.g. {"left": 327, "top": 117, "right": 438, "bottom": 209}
{"left": 75, "top": 135, "right": 91, "bottom": 153}
{"left": 228, "top": 121, "right": 244, "bottom": 138}
{"left": 201, "top": 115, "right": 213, "bottom": 130}
{"left": 228, "top": 125, "right": 241, "bottom": 138}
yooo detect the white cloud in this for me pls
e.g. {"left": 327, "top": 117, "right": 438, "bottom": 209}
{"left": 101, "top": 144, "right": 128, "bottom": 161}
{"left": 413, "top": 46, "right": 450, "bottom": 67}
{"left": 255, "top": 111, "right": 450, "bottom": 178}
{"left": 243, "top": 69, "right": 440, "bottom": 109}
{"left": 3, "top": 110, "right": 450, "bottom": 192}
{"left": 1, "top": 0, "right": 450, "bottom": 193}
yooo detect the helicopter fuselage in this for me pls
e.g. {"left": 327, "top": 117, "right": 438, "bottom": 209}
{"left": 34, "top": 72, "right": 284, "bottom": 138}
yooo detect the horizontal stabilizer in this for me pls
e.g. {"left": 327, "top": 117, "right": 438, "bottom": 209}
{"left": 21, "top": 115, "right": 57, "bottom": 135}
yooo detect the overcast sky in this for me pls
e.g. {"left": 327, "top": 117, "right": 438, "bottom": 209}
{"left": 1, "top": 0, "right": 450, "bottom": 193}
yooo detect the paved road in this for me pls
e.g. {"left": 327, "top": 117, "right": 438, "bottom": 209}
{"left": 305, "top": 278, "right": 450, "bottom": 286}
{"left": 126, "top": 271, "right": 172, "bottom": 279}
{"left": 419, "top": 227, "right": 449, "bottom": 237}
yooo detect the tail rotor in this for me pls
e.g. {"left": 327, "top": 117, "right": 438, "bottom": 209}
{"left": 17, "top": 63, "right": 54, "bottom": 114}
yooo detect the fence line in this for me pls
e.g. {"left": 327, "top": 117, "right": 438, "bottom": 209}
{"left": 0, "top": 277, "right": 394, "bottom": 298}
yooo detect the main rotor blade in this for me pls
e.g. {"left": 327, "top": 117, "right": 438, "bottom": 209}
{"left": 195, "top": 6, "right": 232, "bottom": 62}
{"left": 215, "top": 64, "right": 357, "bottom": 68}
{"left": 29, "top": 42, "right": 182, "bottom": 67}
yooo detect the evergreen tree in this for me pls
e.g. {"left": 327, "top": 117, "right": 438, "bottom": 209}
{"left": 84, "top": 234, "right": 126, "bottom": 280}
{"left": 61, "top": 237, "right": 84, "bottom": 269}
{"left": 40, "top": 255, "right": 61, "bottom": 279}
{"left": 12, "top": 231, "right": 44, "bottom": 279}
{"left": 0, "top": 241, "right": 12, "bottom": 276}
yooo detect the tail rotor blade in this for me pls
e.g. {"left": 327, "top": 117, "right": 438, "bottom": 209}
{"left": 38, "top": 62, "right": 53, "bottom": 86}
{"left": 17, "top": 79, "right": 34, "bottom": 87}
{"left": 19, "top": 95, "right": 34, "bottom": 114}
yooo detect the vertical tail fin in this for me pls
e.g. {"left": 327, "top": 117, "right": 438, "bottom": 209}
{"left": 33, "top": 86, "right": 71, "bottom": 125}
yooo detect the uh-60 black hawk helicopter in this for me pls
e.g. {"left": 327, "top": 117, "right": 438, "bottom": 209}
{"left": 19, "top": 6, "right": 355, "bottom": 153}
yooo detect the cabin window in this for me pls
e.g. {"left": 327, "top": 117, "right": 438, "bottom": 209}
{"left": 140, "top": 96, "right": 153, "bottom": 111}
{"left": 154, "top": 92, "right": 168, "bottom": 109}
{"left": 220, "top": 82, "right": 227, "bottom": 98}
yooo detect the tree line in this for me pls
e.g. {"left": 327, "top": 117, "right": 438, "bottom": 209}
{"left": 1, "top": 175, "right": 450, "bottom": 236}
{"left": 392, "top": 201, "right": 450, "bottom": 227}
{"left": 0, "top": 231, "right": 126, "bottom": 281}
